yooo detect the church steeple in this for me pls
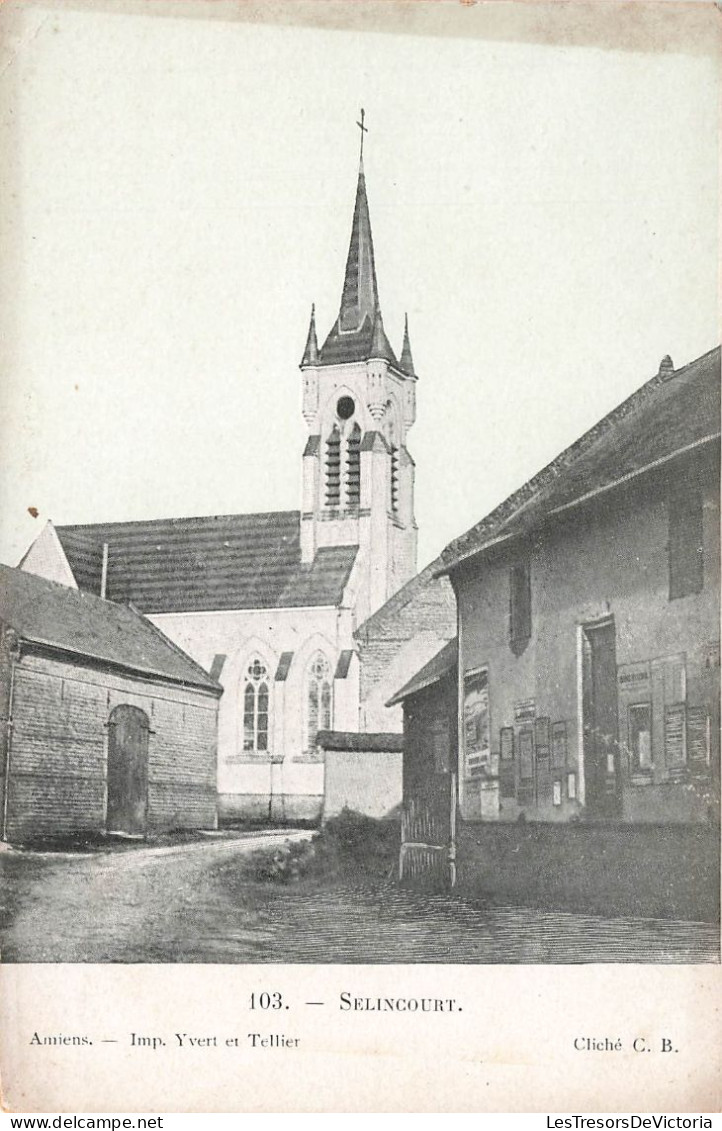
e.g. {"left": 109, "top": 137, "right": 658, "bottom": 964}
{"left": 315, "top": 117, "right": 401, "bottom": 369}
{"left": 299, "top": 116, "right": 418, "bottom": 610}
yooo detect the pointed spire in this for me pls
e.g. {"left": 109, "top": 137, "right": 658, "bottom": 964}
{"left": 316, "top": 115, "right": 399, "bottom": 368}
{"left": 400, "top": 313, "right": 416, "bottom": 376}
{"left": 300, "top": 303, "right": 319, "bottom": 367}
{"left": 337, "top": 162, "right": 379, "bottom": 334}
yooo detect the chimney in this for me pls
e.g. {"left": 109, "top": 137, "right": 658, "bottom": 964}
{"left": 658, "top": 355, "right": 675, "bottom": 382}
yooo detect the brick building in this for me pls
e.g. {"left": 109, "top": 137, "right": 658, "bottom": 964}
{"left": 0, "top": 564, "right": 221, "bottom": 842}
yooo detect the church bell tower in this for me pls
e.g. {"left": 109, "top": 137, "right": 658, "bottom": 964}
{"left": 299, "top": 113, "right": 418, "bottom": 622}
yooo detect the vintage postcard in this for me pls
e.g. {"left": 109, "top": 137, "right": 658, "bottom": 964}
{"left": 0, "top": 0, "right": 720, "bottom": 1113}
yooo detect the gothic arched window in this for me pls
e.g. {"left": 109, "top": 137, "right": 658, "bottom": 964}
{"left": 305, "top": 653, "right": 332, "bottom": 750}
{"left": 346, "top": 422, "right": 361, "bottom": 508}
{"left": 242, "top": 657, "right": 270, "bottom": 753}
{"left": 325, "top": 425, "right": 341, "bottom": 508}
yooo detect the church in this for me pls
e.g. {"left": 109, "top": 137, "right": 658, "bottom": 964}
{"left": 20, "top": 130, "right": 455, "bottom": 823}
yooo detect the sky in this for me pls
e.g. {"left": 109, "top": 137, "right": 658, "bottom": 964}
{"left": 0, "top": 0, "right": 718, "bottom": 572}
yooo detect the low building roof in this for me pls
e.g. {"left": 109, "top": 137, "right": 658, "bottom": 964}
{"left": 315, "top": 730, "right": 404, "bottom": 753}
{"left": 0, "top": 564, "right": 221, "bottom": 693}
{"left": 55, "top": 511, "right": 358, "bottom": 614}
{"left": 438, "top": 346, "right": 721, "bottom": 575}
{"left": 386, "top": 638, "right": 457, "bottom": 707}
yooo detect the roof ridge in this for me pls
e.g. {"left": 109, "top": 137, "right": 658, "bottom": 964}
{"left": 1, "top": 560, "right": 100, "bottom": 606}
{"left": 57, "top": 508, "right": 301, "bottom": 532}
{"left": 0, "top": 563, "right": 220, "bottom": 692}
{"left": 439, "top": 347, "right": 721, "bottom": 571}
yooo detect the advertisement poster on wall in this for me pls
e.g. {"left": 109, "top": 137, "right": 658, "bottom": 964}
{"left": 463, "top": 668, "right": 490, "bottom": 777}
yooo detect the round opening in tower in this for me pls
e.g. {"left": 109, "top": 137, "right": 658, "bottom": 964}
{"left": 336, "top": 396, "right": 355, "bottom": 421}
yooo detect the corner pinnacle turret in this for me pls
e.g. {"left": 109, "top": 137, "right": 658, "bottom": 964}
{"left": 300, "top": 303, "right": 319, "bottom": 367}
{"left": 400, "top": 313, "right": 415, "bottom": 376}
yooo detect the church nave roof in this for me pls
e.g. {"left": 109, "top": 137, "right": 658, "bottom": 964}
{"left": 55, "top": 511, "right": 358, "bottom": 615}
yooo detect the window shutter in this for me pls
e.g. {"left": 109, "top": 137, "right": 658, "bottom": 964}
{"left": 669, "top": 489, "right": 703, "bottom": 599}
{"left": 509, "top": 559, "right": 532, "bottom": 651}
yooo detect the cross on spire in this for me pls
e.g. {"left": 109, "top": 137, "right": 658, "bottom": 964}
{"left": 356, "top": 108, "right": 368, "bottom": 161}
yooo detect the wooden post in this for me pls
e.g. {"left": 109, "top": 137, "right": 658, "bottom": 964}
{"left": 449, "top": 770, "right": 457, "bottom": 888}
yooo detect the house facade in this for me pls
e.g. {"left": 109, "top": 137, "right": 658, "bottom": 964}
{"left": 433, "top": 347, "right": 720, "bottom": 827}
{"left": 0, "top": 564, "right": 221, "bottom": 842}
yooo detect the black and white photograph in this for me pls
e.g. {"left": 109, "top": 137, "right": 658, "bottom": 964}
{"left": 0, "top": 0, "right": 719, "bottom": 1113}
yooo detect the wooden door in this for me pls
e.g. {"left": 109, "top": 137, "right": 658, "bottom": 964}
{"left": 582, "top": 621, "right": 621, "bottom": 818}
{"left": 107, "top": 705, "right": 149, "bottom": 835}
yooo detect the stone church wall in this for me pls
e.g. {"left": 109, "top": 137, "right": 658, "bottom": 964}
{"left": 152, "top": 604, "right": 360, "bottom": 822}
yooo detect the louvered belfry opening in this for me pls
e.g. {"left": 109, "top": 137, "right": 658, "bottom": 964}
{"left": 346, "top": 423, "right": 361, "bottom": 508}
{"left": 390, "top": 445, "right": 399, "bottom": 513}
{"left": 325, "top": 425, "right": 341, "bottom": 508}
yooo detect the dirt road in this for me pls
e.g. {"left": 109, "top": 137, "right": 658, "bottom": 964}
{"left": 1, "top": 832, "right": 717, "bottom": 963}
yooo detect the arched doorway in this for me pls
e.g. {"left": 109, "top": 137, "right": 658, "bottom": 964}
{"left": 107, "top": 705, "right": 150, "bottom": 835}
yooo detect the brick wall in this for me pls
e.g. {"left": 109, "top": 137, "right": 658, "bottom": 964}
{"left": 357, "top": 567, "right": 456, "bottom": 732}
{"left": 4, "top": 649, "right": 218, "bottom": 842}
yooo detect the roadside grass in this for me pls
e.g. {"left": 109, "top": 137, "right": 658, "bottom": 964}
{"left": 239, "top": 809, "right": 400, "bottom": 886}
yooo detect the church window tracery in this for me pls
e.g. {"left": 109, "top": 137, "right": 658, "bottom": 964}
{"left": 305, "top": 652, "right": 332, "bottom": 749}
{"left": 242, "top": 657, "right": 270, "bottom": 753}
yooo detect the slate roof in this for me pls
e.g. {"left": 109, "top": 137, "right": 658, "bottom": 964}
{"left": 439, "top": 346, "right": 721, "bottom": 574}
{"left": 387, "top": 638, "right": 457, "bottom": 707}
{"left": 0, "top": 564, "right": 221, "bottom": 693}
{"left": 55, "top": 511, "right": 358, "bottom": 615}
{"left": 315, "top": 730, "right": 404, "bottom": 753}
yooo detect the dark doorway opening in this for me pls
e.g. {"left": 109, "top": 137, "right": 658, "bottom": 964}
{"left": 582, "top": 619, "right": 621, "bottom": 818}
{"left": 107, "top": 704, "right": 149, "bottom": 835}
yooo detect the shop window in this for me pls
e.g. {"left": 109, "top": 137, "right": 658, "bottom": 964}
{"left": 669, "top": 488, "right": 703, "bottom": 599}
